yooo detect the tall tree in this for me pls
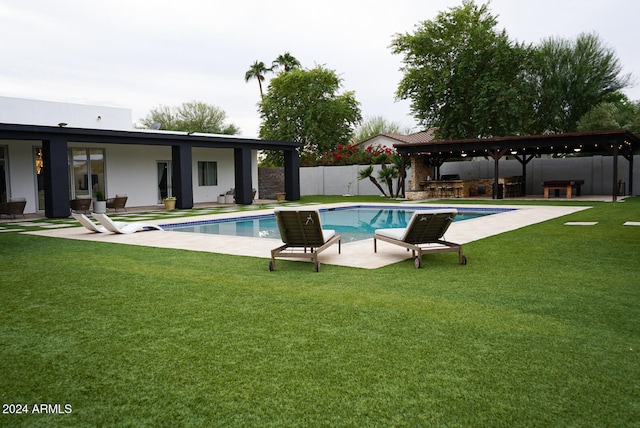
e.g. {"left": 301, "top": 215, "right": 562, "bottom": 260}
{"left": 390, "top": 0, "right": 533, "bottom": 139}
{"left": 259, "top": 66, "right": 362, "bottom": 166}
{"left": 140, "top": 101, "right": 239, "bottom": 134}
{"left": 352, "top": 116, "right": 414, "bottom": 143}
{"left": 528, "top": 32, "right": 633, "bottom": 134}
{"left": 577, "top": 96, "right": 640, "bottom": 134}
{"left": 272, "top": 52, "right": 301, "bottom": 73}
{"left": 244, "top": 61, "right": 271, "bottom": 100}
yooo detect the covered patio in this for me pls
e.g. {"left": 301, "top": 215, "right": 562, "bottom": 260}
{"left": 396, "top": 130, "right": 640, "bottom": 202}
{"left": 0, "top": 123, "right": 301, "bottom": 218}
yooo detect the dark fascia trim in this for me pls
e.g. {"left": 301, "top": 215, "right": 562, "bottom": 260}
{"left": 394, "top": 129, "right": 640, "bottom": 156}
{"left": 0, "top": 123, "right": 301, "bottom": 151}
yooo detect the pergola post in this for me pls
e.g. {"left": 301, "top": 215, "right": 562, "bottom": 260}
{"left": 42, "top": 137, "right": 70, "bottom": 218}
{"left": 612, "top": 141, "right": 618, "bottom": 202}
{"left": 234, "top": 147, "right": 254, "bottom": 205}
{"left": 283, "top": 149, "right": 300, "bottom": 201}
{"left": 488, "top": 148, "right": 508, "bottom": 199}
{"left": 172, "top": 144, "right": 194, "bottom": 209}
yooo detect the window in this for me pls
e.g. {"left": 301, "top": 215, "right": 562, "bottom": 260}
{"left": 198, "top": 161, "right": 218, "bottom": 186}
{"left": 69, "top": 148, "right": 105, "bottom": 199}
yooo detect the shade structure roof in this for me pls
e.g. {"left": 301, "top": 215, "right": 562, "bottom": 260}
{"left": 392, "top": 129, "right": 640, "bottom": 201}
{"left": 393, "top": 129, "right": 640, "bottom": 159}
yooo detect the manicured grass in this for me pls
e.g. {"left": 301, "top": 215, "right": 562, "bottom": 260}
{"left": 1, "top": 197, "right": 639, "bottom": 426}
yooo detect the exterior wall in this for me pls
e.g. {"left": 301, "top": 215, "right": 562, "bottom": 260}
{"left": 300, "top": 165, "right": 390, "bottom": 196}
{"left": 0, "top": 96, "right": 133, "bottom": 130}
{"left": 0, "top": 98, "right": 261, "bottom": 213}
{"left": 439, "top": 155, "right": 637, "bottom": 196}
{"left": 270, "top": 155, "right": 638, "bottom": 199}
{"left": 3, "top": 140, "right": 39, "bottom": 213}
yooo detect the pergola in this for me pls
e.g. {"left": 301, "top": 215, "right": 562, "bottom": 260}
{"left": 0, "top": 123, "right": 301, "bottom": 218}
{"left": 394, "top": 129, "right": 640, "bottom": 201}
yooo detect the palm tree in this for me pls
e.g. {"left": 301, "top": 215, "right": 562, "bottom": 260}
{"left": 272, "top": 52, "right": 301, "bottom": 73}
{"left": 244, "top": 61, "right": 271, "bottom": 99}
{"left": 358, "top": 165, "right": 387, "bottom": 197}
{"left": 377, "top": 165, "right": 398, "bottom": 198}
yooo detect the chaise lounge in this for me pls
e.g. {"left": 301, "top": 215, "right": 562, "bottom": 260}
{"left": 269, "top": 208, "right": 341, "bottom": 272}
{"left": 373, "top": 208, "right": 466, "bottom": 268}
{"left": 72, "top": 213, "right": 129, "bottom": 233}
{"left": 93, "top": 213, "right": 163, "bottom": 234}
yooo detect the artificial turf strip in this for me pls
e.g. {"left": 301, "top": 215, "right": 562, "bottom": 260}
{"left": 1, "top": 198, "right": 639, "bottom": 426}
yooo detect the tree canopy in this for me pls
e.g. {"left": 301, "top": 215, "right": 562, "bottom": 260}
{"left": 140, "top": 101, "right": 239, "bottom": 135}
{"left": 391, "top": 0, "right": 634, "bottom": 139}
{"left": 352, "top": 116, "right": 414, "bottom": 143}
{"left": 528, "top": 32, "right": 633, "bottom": 134}
{"left": 258, "top": 66, "right": 362, "bottom": 165}
{"left": 391, "top": 0, "right": 532, "bottom": 139}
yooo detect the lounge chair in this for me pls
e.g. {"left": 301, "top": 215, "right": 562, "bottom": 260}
{"left": 71, "top": 213, "right": 132, "bottom": 233}
{"left": 93, "top": 213, "right": 163, "bottom": 234}
{"left": 373, "top": 208, "right": 466, "bottom": 268}
{"left": 269, "top": 208, "right": 341, "bottom": 272}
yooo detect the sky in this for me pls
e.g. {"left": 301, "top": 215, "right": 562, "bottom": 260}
{"left": 1, "top": 0, "right": 639, "bottom": 138}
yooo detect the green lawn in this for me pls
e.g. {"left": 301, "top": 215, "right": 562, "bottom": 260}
{"left": 1, "top": 197, "right": 639, "bottom": 427}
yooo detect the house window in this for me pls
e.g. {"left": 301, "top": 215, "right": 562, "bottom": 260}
{"left": 198, "top": 161, "right": 218, "bottom": 186}
{"left": 69, "top": 148, "right": 106, "bottom": 199}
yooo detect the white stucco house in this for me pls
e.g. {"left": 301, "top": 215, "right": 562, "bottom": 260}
{"left": 0, "top": 96, "right": 300, "bottom": 218}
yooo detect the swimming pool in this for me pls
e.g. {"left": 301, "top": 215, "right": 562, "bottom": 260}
{"left": 164, "top": 205, "right": 512, "bottom": 242}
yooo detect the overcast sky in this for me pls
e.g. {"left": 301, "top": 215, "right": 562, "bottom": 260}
{"left": 1, "top": 0, "right": 638, "bottom": 137}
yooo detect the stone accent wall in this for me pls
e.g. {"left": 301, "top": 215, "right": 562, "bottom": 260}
{"left": 411, "top": 156, "right": 435, "bottom": 191}
{"left": 258, "top": 167, "right": 284, "bottom": 199}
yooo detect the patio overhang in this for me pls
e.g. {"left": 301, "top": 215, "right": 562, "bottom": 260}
{"left": 0, "top": 123, "right": 302, "bottom": 217}
{"left": 394, "top": 130, "right": 640, "bottom": 201}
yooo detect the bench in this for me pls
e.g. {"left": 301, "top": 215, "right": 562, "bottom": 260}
{"left": 542, "top": 180, "right": 584, "bottom": 199}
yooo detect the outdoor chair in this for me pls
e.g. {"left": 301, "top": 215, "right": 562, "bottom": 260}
{"left": 373, "top": 208, "right": 466, "bottom": 268}
{"left": 93, "top": 213, "right": 163, "bottom": 234}
{"left": 269, "top": 208, "right": 341, "bottom": 272}
{"left": 0, "top": 198, "right": 26, "bottom": 219}
{"left": 72, "top": 213, "right": 119, "bottom": 233}
{"left": 106, "top": 195, "right": 128, "bottom": 212}
{"left": 70, "top": 197, "right": 92, "bottom": 213}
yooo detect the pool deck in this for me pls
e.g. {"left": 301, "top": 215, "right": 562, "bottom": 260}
{"left": 25, "top": 202, "right": 592, "bottom": 269}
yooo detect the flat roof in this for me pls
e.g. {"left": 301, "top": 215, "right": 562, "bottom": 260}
{"left": 0, "top": 122, "right": 300, "bottom": 151}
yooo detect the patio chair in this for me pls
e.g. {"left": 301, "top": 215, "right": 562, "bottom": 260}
{"left": 106, "top": 195, "right": 128, "bottom": 212}
{"left": 269, "top": 208, "right": 341, "bottom": 272}
{"left": 0, "top": 198, "right": 26, "bottom": 219}
{"left": 70, "top": 197, "right": 92, "bottom": 214}
{"left": 373, "top": 208, "right": 466, "bottom": 268}
{"left": 93, "top": 213, "right": 163, "bottom": 234}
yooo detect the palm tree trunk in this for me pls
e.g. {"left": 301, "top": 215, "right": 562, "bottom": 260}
{"left": 369, "top": 176, "right": 388, "bottom": 197}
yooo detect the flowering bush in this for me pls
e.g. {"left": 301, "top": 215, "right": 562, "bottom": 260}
{"left": 300, "top": 142, "right": 396, "bottom": 167}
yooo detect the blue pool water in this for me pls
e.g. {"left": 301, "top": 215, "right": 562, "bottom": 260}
{"left": 164, "top": 205, "right": 512, "bottom": 243}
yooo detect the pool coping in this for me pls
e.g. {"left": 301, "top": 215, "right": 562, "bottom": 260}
{"left": 24, "top": 202, "right": 592, "bottom": 269}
